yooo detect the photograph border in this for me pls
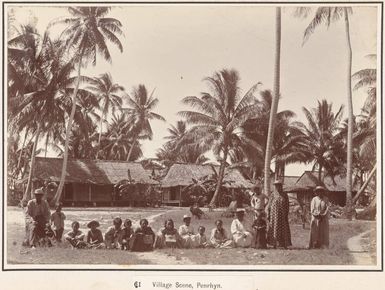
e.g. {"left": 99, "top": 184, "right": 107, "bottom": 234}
{"left": 1, "top": 0, "right": 383, "bottom": 272}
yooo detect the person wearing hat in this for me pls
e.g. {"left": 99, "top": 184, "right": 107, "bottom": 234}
{"left": 105, "top": 217, "right": 123, "bottom": 249}
{"left": 267, "top": 179, "right": 292, "bottom": 249}
{"left": 230, "top": 208, "right": 253, "bottom": 248}
{"left": 178, "top": 214, "right": 195, "bottom": 248}
{"left": 25, "top": 188, "right": 51, "bottom": 248}
{"left": 309, "top": 186, "right": 330, "bottom": 249}
{"left": 86, "top": 220, "right": 105, "bottom": 249}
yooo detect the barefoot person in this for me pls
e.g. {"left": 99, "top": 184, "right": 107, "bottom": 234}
{"left": 105, "top": 217, "right": 123, "bottom": 249}
{"left": 178, "top": 214, "right": 195, "bottom": 248}
{"left": 130, "top": 219, "right": 155, "bottom": 252}
{"left": 86, "top": 220, "right": 105, "bottom": 249}
{"left": 267, "top": 180, "right": 292, "bottom": 249}
{"left": 309, "top": 186, "right": 330, "bottom": 249}
{"left": 50, "top": 204, "right": 66, "bottom": 242}
{"left": 65, "top": 221, "right": 86, "bottom": 249}
{"left": 249, "top": 185, "right": 269, "bottom": 217}
{"left": 154, "top": 219, "right": 182, "bottom": 249}
{"left": 210, "top": 220, "right": 233, "bottom": 248}
{"left": 230, "top": 208, "right": 253, "bottom": 248}
{"left": 25, "top": 188, "right": 51, "bottom": 248}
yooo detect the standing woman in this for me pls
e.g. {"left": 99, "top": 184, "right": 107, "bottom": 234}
{"left": 267, "top": 180, "right": 292, "bottom": 249}
{"left": 309, "top": 186, "right": 330, "bottom": 249}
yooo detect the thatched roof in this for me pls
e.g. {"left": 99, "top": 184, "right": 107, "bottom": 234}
{"left": 29, "top": 157, "right": 158, "bottom": 185}
{"left": 160, "top": 163, "right": 254, "bottom": 189}
{"left": 255, "top": 175, "right": 300, "bottom": 190}
{"left": 286, "top": 171, "right": 359, "bottom": 192}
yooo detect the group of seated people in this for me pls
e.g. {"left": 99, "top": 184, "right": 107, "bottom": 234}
{"left": 24, "top": 189, "right": 267, "bottom": 251}
{"left": 62, "top": 208, "right": 267, "bottom": 251}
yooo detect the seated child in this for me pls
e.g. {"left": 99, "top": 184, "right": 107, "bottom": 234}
{"left": 50, "top": 204, "right": 66, "bottom": 242}
{"left": 121, "top": 219, "right": 134, "bottom": 250}
{"left": 252, "top": 212, "right": 267, "bottom": 249}
{"left": 86, "top": 220, "right": 105, "bottom": 249}
{"left": 154, "top": 219, "right": 182, "bottom": 249}
{"left": 105, "top": 217, "right": 123, "bottom": 249}
{"left": 178, "top": 214, "right": 195, "bottom": 248}
{"left": 130, "top": 219, "right": 155, "bottom": 252}
{"left": 209, "top": 219, "right": 233, "bottom": 248}
{"left": 65, "top": 221, "right": 86, "bottom": 249}
{"left": 192, "top": 226, "right": 210, "bottom": 248}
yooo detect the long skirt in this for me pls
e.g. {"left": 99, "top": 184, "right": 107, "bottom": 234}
{"left": 233, "top": 232, "right": 253, "bottom": 248}
{"left": 309, "top": 216, "right": 329, "bottom": 249}
{"left": 255, "top": 229, "right": 267, "bottom": 249}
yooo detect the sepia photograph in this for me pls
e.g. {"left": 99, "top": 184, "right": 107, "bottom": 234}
{"left": 3, "top": 1, "right": 382, "bottom": 271}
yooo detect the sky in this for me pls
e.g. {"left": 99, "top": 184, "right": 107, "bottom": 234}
{"left": 9, "top": 4, "right": 379, "bottom": 176}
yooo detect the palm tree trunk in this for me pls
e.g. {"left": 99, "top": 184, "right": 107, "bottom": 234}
{"left": 22, "top": 124, "right": 41, "bottom": 202}
{"left": 264, "top": 7, "right": 281, "bottom": 196}
{"left": 16, "top": 129, "right": 29, "bottom": 177}
{"left": 53, "top": 57, "right": 82, "bottom": 205}
{"left": 126, "top": 135, "right": 137, "bottom": 161}
{"left": 352, "top": 165, "right": 376, "bottom": 204}
{"left": 318, "top": 164, "right": 323, "bottom": 183}
{"left": 344, "top": 8, "right": 354, "bottom": 220}
{"left": 209, "top": 147, "right": 229, "bottom": 207}
{"left": 44, "top": 134, "right": 49, "bottom": 158}
{"left": 96, "top": 114, "right": 104, "bottom": 159}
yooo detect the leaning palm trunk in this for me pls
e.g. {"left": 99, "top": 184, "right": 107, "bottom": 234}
{"left": 352, "top": 165, "right": 376, "bottom": 204}
{"left": 22, "top": 124, "right": 41, "bottom": 202}
{"left": 264, "top": 7, "right": 281, "bottom": 196}
{"left": 209, "top": 148, "right": 228, "bottom": 207}
{"left": 16, "top": 128, "right": 29, "bottom": 177}
{"left": 126, "top": 136, "right": 137, "bottom": 161}
{"left": 96, "top": 115, "right": 104, "bottom": 159}
{"left": 344, "top": 8, "right": 354, "bottom": 220}
{"left": 53, "top": 58, "right": 82, "bottom": 205}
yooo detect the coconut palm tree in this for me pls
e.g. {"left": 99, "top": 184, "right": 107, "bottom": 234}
{"left": 87, "top": 72, "right": 124, "bottom": 158}
{"left": 51, "top": 7, "right": 123, "bottom": 204}
{"left": 179, "top": 69, "right": 260, "bottom": 206}
{"left": 301, "top": 6, "right": 354, "bottom": 218}
{"left": 299, "top": 100, "right": 345, "bottom": 182}
{"left": 264, "top": 7, "right": 282, "bottom": 196}
{"left": 124, "top": 84, "right": 165, "bottom": 161}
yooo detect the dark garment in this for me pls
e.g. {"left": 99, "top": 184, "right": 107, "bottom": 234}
{"left": 267, "top": 191, "right": 292, "bottom": 248}
{"left": 54, "top": 228, "right": 64, "bottom": 241}
{"left": 28, "top": 215, "right": 47, "bottom": 247}
{"left": 121, "top": 227, "right": 134, "bottom": 250}
{"left": 130, "top": 227, "right": 155, "bottom": 252}
{"left": 253, "top": 218, "right": 267, "bottom": 249}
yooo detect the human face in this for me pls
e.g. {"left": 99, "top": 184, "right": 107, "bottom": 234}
{"left": 184, "top": 218, "right": 191, "bottom": 226}
{"left": 90, "top": 224, "right": 97, "bottom": 231}
{"left": 140, "top": 220, "right": 148, "bottom": 229}
{"left": 198, "top": 227, "right": 205, "bottom": 235}
{"left": 216, "top": 221, "right": 223, "bottom": 230}
{"left": 35, "top": 195, "right": 43, "bottom": 203}
{"left": 114, "top": 223, "right": 121, "bottom": 230}
{"left": 275, "top": 184, "right": 283, "bottom": 193}
{"left": 166, "top": 221, "right": 173, "bottom": 230}
{"left": 73, "top": 223, "right": 79, "bottom": 232}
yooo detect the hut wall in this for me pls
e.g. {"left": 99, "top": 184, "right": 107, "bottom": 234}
{"left": 91, "top": 184, "right": 113, "bottom": 202}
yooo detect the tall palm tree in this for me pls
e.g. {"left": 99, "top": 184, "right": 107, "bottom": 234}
{"left": 124, "top": 84, "right": 165, "bottom": 161}
{"left": 264, "top": 7, "right": 282, "bottom": 196}
{"left": 87, "top": 72, "right": 124, "bottom": 158}
{"left": 51, "top": 7, "right": 123, "bottom": 204}
{"left": 301, "top": 6, "right": 354, "bottom": 218}
{"left": 179, "top": 69, "right": 260, "bottom": 206}
{"left": 300, "top": 100, "right": 345, "bottom": 182}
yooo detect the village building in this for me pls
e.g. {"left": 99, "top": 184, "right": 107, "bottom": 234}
{"left": 285, "top": 171, "right": 359, "bottom": 206}
{"left": 18, "top": 157, "right": 159, "bottom": 206}
{"left": 160, "top": 163, "right": 254, "bottom": 206}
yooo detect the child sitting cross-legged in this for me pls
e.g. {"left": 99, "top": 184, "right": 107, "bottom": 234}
{"left": 64, "top": 221, "right": 86, "bottom": 249}
{"left": 86, "top": 220, "right": 105, "bottom": 249}
{"left": 130, "top": 219, "right": 155, "bottom": 252}
{"left": 154, "top": 219, "right": 182, "bottom": 249}
{"left": 192, "top": 226, "right": 210, "bottom": 248}
{"left": 105, "top": 217, "right": 123, "bottom": 249}
{"left": 121, "top": 219, "right": 134, "bottom": 250}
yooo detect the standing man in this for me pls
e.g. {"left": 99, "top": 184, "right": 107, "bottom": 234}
{"left": 267, "top": 180, "right": 292, "bottom": 249}
{"left": 309, "top": 186, "right": 330, "bottom": 249}
{"left": 25, "top": 188, "right": 51, "bottom": 248}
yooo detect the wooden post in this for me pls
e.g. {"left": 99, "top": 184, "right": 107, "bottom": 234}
{"left": 179, "top": 186, "right": 182, "bottom": 207}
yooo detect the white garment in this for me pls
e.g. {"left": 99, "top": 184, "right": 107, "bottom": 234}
{"left": 230, "top": 219, "right": 253, "bottom": 248}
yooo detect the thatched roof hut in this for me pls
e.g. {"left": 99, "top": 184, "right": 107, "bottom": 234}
{"left": 160, "top": 163, "right": 254, "bottom": 189}
{"left": 31, "top": 157, "right": 158, "bottom": 185}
